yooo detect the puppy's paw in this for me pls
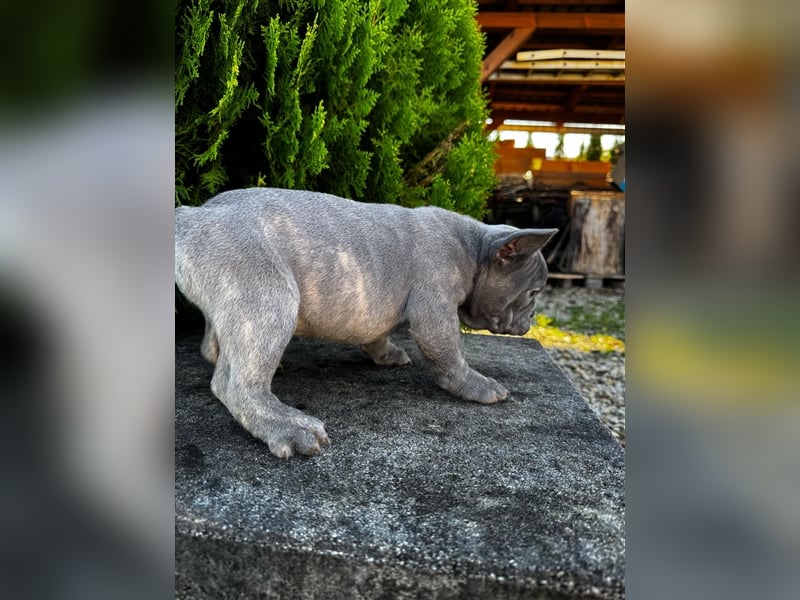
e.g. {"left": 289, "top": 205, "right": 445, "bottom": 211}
{"left": 444, "top": 370, "right": 509, "bottom": 405}
{"left": 467, "top": 376, "right": 509, "bottom": 405}
{"left": 375, "top": 345, "right": 412, "bottom": 367}
{"left": 265, "top": 411, "right": 330, "bottom": 459}
{"left": 361, "top": 340, "right": 412, "bottom": 367}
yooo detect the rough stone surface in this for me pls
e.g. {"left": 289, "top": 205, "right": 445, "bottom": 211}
{"left": 536, "top": 287, "right": 626, "bottom": 444}
{"left": 176, "top": 330, "right": 625, "bottom": 599}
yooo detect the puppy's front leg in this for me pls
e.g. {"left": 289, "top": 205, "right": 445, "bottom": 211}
{"left": 407, "top": 297, "right": 509, "bottom": 404}
{"left": 205, "top": 277, "right": 329, "bottom": 458}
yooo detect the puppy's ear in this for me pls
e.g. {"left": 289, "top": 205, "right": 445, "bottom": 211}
{"left": 494, "top": 229, "right": 558, "bottom": 263}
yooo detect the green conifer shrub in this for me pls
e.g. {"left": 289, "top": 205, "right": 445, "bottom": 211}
{"left": 585, "top": 133, "right": 603, "bottom": 162}
{"left": 175, "top": 0, "right": 496, "bottom": 219}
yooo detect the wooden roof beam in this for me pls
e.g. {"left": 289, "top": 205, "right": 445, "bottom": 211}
{"left": 477, "top": 12, "right": 624, "bottom": 32}
{"left": 478, "top": 0, "right": 621, "bottom": 4}
{"left": 477, "top": 13, "right": 536, "bottom": 29}
{"left": 493, "top": 101, "right": 622, "bottom": 114}
{"left": 481, "top": 26, "right": 536, "bottom": 83}
{"left": 489, "top": 105, "right": 625, "bottom": 125}
{"left": 565, "top": 85, "right": 589, "bottom": 111}
{"left": 537, "top": 13, "right": 624, "bottom": 31}
{"left": 516, "top": 0, "right": 621, "bottom": 5}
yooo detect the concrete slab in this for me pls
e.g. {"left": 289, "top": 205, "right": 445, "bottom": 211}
{"left": 176, "top": 331, "right": 625, "bottom": 599}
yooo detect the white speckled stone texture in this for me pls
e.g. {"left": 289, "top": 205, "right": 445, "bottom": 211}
{"left": 176, "top": 331, "right": 625, "bottom": 599}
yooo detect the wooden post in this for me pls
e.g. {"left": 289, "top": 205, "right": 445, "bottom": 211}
{"left": 564, "top": 191, "right": 625, "bottom": 275}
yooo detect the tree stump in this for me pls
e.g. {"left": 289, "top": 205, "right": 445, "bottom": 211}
{"left": 564, "top": 191, "right": 625, "bottom": 275}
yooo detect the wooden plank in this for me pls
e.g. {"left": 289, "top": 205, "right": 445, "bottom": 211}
{"left": 546, "top": 272, "right": 626, "bottom": 289}
{"left": 516, "top": 49, "right": 625, "bottom": 61}
{"left": 481, "top": 27, "right": 536, "bottom": 83}
{"left": 501, "top": 59, "right": 625, "bottom": 70}
{"left": 495, "top": 123, "right": 625, "bottom": 136}
{"left": 488, "top": 71, "right": 625, "bottom": 84}
{"left": 494, "top": 145, "right": 548, "bottom": 175}
{"left": 548, "top": 273, "right": 584, "bottom": 289}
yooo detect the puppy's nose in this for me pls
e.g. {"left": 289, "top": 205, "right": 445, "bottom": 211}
{"left": 512, "top": 323, "right": 529, "bottom": 336}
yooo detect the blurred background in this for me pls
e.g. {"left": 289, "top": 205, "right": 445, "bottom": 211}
{"left": 0, "top": 1, "right": 174, "bottom": 598}
{"left": 627, "top": 1, "right": 800, "bottom": 599}
{"left": 1, "top": 1, "right": 799, "bottom": 598}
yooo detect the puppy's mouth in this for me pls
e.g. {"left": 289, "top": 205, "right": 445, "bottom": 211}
{"left": 488, "top": 316, "right": 530, "bottom": 336}
{"left": 458, "top": 308, "right": 528, "bottom": 336}
{"left": 486, "top": 323, "right": 527, "bottom": 336}
{"left": 458, "top": 307, "right": 487, "bottom": 331}
{"left": 505, "top": 324, "right": 530, "bottom": 336}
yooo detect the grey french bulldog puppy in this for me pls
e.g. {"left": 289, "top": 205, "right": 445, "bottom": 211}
{"left": 175, "top": 188, "right": 557, "bottom": 459}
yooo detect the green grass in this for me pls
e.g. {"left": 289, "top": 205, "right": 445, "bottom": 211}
{"left": 546, "top": 298, "right": 625, "bottom": 341}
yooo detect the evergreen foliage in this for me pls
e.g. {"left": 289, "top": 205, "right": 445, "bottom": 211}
{"left": 176, "top": 0, "right": 496, "bottom": 218}
{"left": 585, "top": 133, "right": 603, "bottom": 161}
{"left": 574, "top": 141, "right": 584, "bottom": 160}
{"left": 553, "top": 133, "right": 565, "bottom": 159}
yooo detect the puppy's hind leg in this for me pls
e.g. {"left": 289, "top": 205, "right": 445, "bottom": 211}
{"left": 360, "top": 336, "right": 411, "bottom": 367}
{"left": 208, "top": 270, "right": 329, "bottom": 459}
{"left": 200, "top": 319, "right": 219, "bottom": 365}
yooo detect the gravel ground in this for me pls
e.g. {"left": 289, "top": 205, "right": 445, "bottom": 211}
{"left": 535, "top": 286, "right": 626, "bottom": 446}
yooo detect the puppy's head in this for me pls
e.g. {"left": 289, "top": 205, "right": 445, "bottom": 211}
{"left": 459, "top": 228, "right": 557, "bottom": 335}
